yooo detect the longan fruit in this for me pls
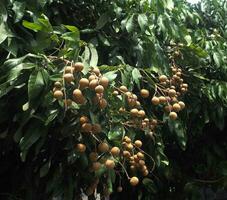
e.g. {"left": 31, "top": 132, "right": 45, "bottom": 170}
{"left": 92, "top": 124, "right": 102, "bottom": 134}
{"left": 151, "top": 96, "right": 160, "bottom": 105}
{"left": 125, "top": 91, "right": 132, "bottom": 97}
{"left": 130, "top": 108, "right": 139, "bottom": 117}
{"left": 81, "top": 123, "right": 92, "bottom": 133}
{"left": 123, "top": 150, "right": 131, "bottom": 158}
{"left": 137, "top": 152, "right": 144, "bottom": 159}
{"left": 89, "top": 79, "right": 99, "bottom": 90}
{"left": 98, "top": 143, "right": 109, "bottom": 152}
{"left": 64, "top": 99, "right": 72, "bottom": 106}
{"left": 105, "top": 159, "right": 115, "bottom": 169}
{"left": 182, "top": 83, "right": 188, "bottom": 88}
{"left": 134, "top": 140, "right": 142, "bottom": 148}
{"left": 89, "top": 152, "right": 98, "bottom": 162}
{"left": 119, "top": 107, "right": 126, "bottom": 113}
{"left": 53, "top": 90, "right": 63, "bottom": 100}
{"left": 65, "top": 66, "right": 73, "bottom": 73}
{"left": 126, "top": 143, "right": 134, "bottom": 151}
{"left": 99, "top": 77, "right": 109, "bottom": 88}
{"left": 63, "top": 73, "right": 74, "bottom": 83}
{"left": 117, "top": 186, "right": 123, "bottom": 192}
{"left": 138, "top": 110, "right": 145, "bottom": 118}
{"left": 75, "top": 96, "right": 86, "bottom": 104}
{"left": 172, "top": 103, "right": 181, "bottom": 112}
{"left": 136, "top": 101, "right": 141, "bottom": 107}
{"left": 130, "top": 177, "right": 139, "bottom": 186}
{"left": 76, "top": 143, "right": 86, "bottom": 153}
{"left": 92, "top": 162, "right": 101, "bottom": 171}
{"left": 124, "top": 136, "right": 131, "bottom": 143}
{"left": 92, "top": 67, "right": 100, "bottom": 76}
{"left": 132, "top": 94, "right": 138, "bottom": 100}
{"left": 178, "top": 101, "right": 185, "bottom": 109}
{"left": 140, "top": 89, "right": 149, "bottom": 98}
{"left": 99, "top": 98, "right": 107, "bottom": 109}
{"left": 113, "top": 90, "right": 119, "bottom": 95}
{"left": 80, "top": 116, "right": 89, "bottom": 124}
{"left": 54, "top": 81, "right": 62, "bottom": 88}
{"left": 142, "top": 169, "right": 149, "bottom": 176}
{"left": 130, "top": 165, "right": 136, "bottom": 171}
{"left": 169, "top": 112, "right": 178, "bottom": 120}
{"left": 128, "top": 98, "right": 136, "bottom": 107}
{"left": 119, "top": 86, "right": 128, "bottom": 93}
{"left": 79, "top": 78, "right": 89, "bottom": 89}
{"left": 159, "top": 96, "right": 167, "bottom": 103}
{"left": 150, "top": 119, "right": 158, "bottom": 126}
{"left": 88, "top": 75, "right": 96, "bottom": 81}
{"left": 168, "top": 89, "right": 176, "bottom": 97}
{"left": 164, "top": 105, "right": 172, "bottom": 112}
{"left": 73, "top": 62, "right": 84, "bottom": 72}
{"left": 159, "top": 75, "right": 168, "bottom": 82}
{"left": 110, "top": 147, "right": 120, "bottom": 156}
{"left": 73, "top": 89, "right": 83, "bottom": 98}
{"left": 95, "top": 85, "right": 104, "bottom": 94}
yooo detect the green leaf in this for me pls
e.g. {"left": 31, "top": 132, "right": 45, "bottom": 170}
{"left": 12, "top": 1, "right": 26, "bottom": 23}
{"left": 64, "top": 25, "right": 79, "bottom": 33}
{"left": 96, "top": 13, "right": 109, "bottom": 30}
{"left": 103, "top": 71, "right": 117, "bottom": 82}
{"left": 132, "top": 68, "right": 142, "bottom": 89}
{"left": 142, "top": 178, "right": 157, "bottom": 193}
{"left": 213, "top": 52, "right": 221, "bottom": 67}
{"left": 184, "top": 35, "right": 192, "bottom": 45}
{"left": 88, "top": 43, "right": 98, "bottom": 67}
{"left": 40, "top": 161, "right": 51, "bottom": 177}
{"left": 126, "top": 15, "right": 134, "bottom": 33}
{"left": 22, "top": 20, "right": 43, "bottom": 32}
{"left": 0, "top": 23, "right": 12, "bottom": 44}
{"left": 165, "top": 0, "right": 174, "bottom": 10}
{"left": 61, "top": 32, "right": 79, "bottom": 42}
{"left": 138, "top": 14, "right": 148, "bottom": 31}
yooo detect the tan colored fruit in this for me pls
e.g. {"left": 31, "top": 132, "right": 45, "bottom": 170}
{"left": 125, "top": 91, "right": 132, "bottom": 97}
{"left": 89, "top": 152, "right": 98, "bottom": 162}
{"left": 139, "top": 160, "right": 145, "bottom": 166}
{"left": 73, "top": 62, "right": 84, "bottom": 72}
{"left": 181, "top": 87, "right": 186, "bottom": 92}
{"left": 110, "top": 147, "right": 120, "bottom": 156}
{"left": 80, "top": 116, "right": 89, "bottom": 124}
{"left": 169, "top": 112, "right": 178, "bottom": 120}
{"left": 176, "top": 72, "right": 181, "bottom": 77}
{"left": 54, "top": 81, "right": 62, "bottom": 88}
{"left": 89, "top": 79, "right": 99, "bottom": 90}
{"left": 140, "top": 89, "right": 149, "bottom": 98}
{"left": 164, "top": 105, "right": 172, "bottom": 112}
{"left": 73, "top": 89, "right": 83, "bottom": 98}
{"left": 92, "top": 67, "right": 100, "bottom": 76}
{"left": 159, "top": 75, "right": 168, "bottom": 82}
{"left": 126, "top": 143, "right": 133, "bottom": 151}
{"left": 136, "top": 101, "right": 141, "bottom": 107}
{"left": 138, "top": 110, "right": 146, "bottom": 118}
{"left": 95, "top": 85, "right": 104, "bottom": 94}
{"left": 159, "top": 96, "right": 167, "bottom": 103}
{"left": 99, "top": 77, "right": 109, "bottom": 88}
{"left": 81, "top": 123, "right": 92, "bottom": 133}
{"left": 117, "top": 186, "right": 123, "bottom": 192}
{"left": 130, "top": 177, "right": 139, "bottom": 186}
{"left": 144, "top": 118, "right": 149, "bottom": 123}
{"left": 141, "top": 165, "right": 147, "bottom": 171}
{"left": 123, "top": 150, "right": 131, "bottom": 158}
{"left": 128, "top": 98, "right": 136, "bottom": 107}
{"left": 137, "top": 152, "right": 144, "bottom": 159}
{"left": 79, "top": 78, "right": 89, "bottom": 89}
{"left": 98, "top": 143, "right": 109, "bottom": 152}
{"left": 142, "top": 169, "right": 149, "bottom": 176}
{"left": 76, "top": 143, "right": 86, "bottom": 153}
{"left": 151, "top": 96, "right": 160, "bottom": 105}
{"left": 172, "top": 103, "right": 181, "bottom": 112}
{"left": 178, "top": 101, "right": 185, "bottom": 109}
{"left": 171, "top": 97, "right": 178, "bottom": 103}
{"left": 133, "top": 155, "right": 140, "bottom": 162}
{"left": 168, "top": 89, "right": 176, "bottom": 97}
{"left": 63, "top": 73, "right": 74, "bottom": 83}
{"left": 132, "top": 94, "right": 138, "bottom": 100}
{"left": 130, "top": 108, "right": 139, "bottom": 117}
{"left": 130, "top": 165, "right": 136, "bottom": 171}
{"left": 182, "top": 83, "right": 188, "bottom": 88}
{"left": 134, "top": 140, "right": 142, "bottom": 148}
{"left": 113, "top": 90, "right": 119, "bottom": 95}
{"left": 75, "top": 96, "right": 86, "bottom": 104}
{"left": 99, "top": 98, "right": 107, "bottom": 109}
{"left": 124, "top": 136, "right": 131, "bottom": 143}
{"left": 64, "top": 99, "right": 72, "bottom": 106}
{"left": 119, "top": 107, "right": 125, "bottom": 113}
{"left": 119, "top": 86, "right": 128, "bottom": 93}
{"left": 53, "top": 90, "right": 63, "bottom": 100}
{"left": 65, "top": 66, "right": 73, "bottom": 73}
{"left": 92, "top": 124, "right": 102, "bottom": 134}
{"left": 105, "top": 159, "right": 115, "bottom": 169}
{"left": 150, "top": 119, "right": 158, "bottom": 126}
{"left": 92, "top": 162, "right": 101, "bottom": 171}
{"left": 89, "top": 75, "right": 96, "bottom": 81}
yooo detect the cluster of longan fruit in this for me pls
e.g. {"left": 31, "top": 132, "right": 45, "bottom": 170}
{"left": 53, "top": 62, "right": 109, "bottom": 109}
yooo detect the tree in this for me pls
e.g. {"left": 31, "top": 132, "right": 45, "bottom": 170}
{"left": 0, "top": 0, "right": 226, "bottom": 199}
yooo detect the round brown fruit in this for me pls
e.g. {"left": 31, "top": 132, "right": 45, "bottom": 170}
{"left": 134, "top": 140, "right": 142, "bottom": 148}
{"left": 80, "top": 116, "right": 89, "bottom": 124}
{"left": 169, "top": 112, "right": 178, "bottom": 120}
{"left": 159, "top": 96, "right": 167, "bottom": 103}
{"left": 92, "top": 162, "right": 101, "bottom": 171}
{"left": 159, "top": 75, "right": 168, "bottom": 82}
{"left": 136, "top": 101, "right": 141, "bottom": 107}
{"left": 128, "top": 98, "right": 136, "bottom": 107}
{"left": 92, "top": 67, "right": 100, "bottom": 76}
{"left": 130, "top": 177, "right": 139, "bottom": 186}
{"left": 88, "top": 75, "right": 96, "bottom": 81}
{"left": 172, "top": 103, "right": 181, "bottom": 112}
{"left": 105, "top": 159, "right": 115, "bottom": 169}
{"left": 151, "top": 96, "right": 160, "bottom": 105}
{"left": 164, "top": 105, "right": 172, "bottom": 112}
{"left": 113, "top": 90, "right": 119, "bottom": 96}
{"left": 73, "top": 62, "right": 84, "bottom": 72}
{"left": 139, "top": 160, "right": 145, "bottom": 166}
{"left": 76, "top": 143, "right": 86, "bottom": 153}
{"left": 142, "top": 169, "right": 149, "bottom": 176}
{"left": 123, "top": 150, "right": 131, "bottom": 158}
{"left": 79, "top": 78, "right": 89, "bottom": 89}
{"left": 98, "top": 143, "right": 109, "bottom": 152}
{"left": 73, "top": 89, "right": 83, "bottom": 98}
{"left": 64, "top": 99, "right": 72, "bottom": 106}
{"left": 95, "top": 85, "right": 104, "bottom": 94}
{"left": 63, "top": 73, "right": 74, "bottom": 83}
{"left": 126, "top": 143, "right": 134, "bottom": 151}
{"left": 150, "top": 119, "right": 158, "bottom": 126}
{"left": 138, "top": 110, "right": 145, "bottom": 118}
{"left": 99, "top": 98, "right": 107, "bottom": 109}
{"left": 81, "top": 123, "right": 92, "bottom": 133}
{"left": 168, "top": 89, "right": 176, "bottom": 97}
{"left": 124, "top": 136, "right": 131, "bottom": 143}
{"left": 54, "top": 81, "right": 62, "bottom": 88}
{"left": 53, "top": 90, "right": 63, "bottom": 100}
{"left": 130, "top": 108, "right": 139, "bottom": 117}
{"left": 137, "top": 152, "right": 144, "bottom": 159}
{"left": 89, "top": 152, "right": 98, "bottom": 162}
{"left": 178, "top": 101, "right": 185, "bottom": 109}
{"left": 110, "top": 147, "right": 120, "bottom": 156}
{"left": 140, "top": 89, "right": 149, "bottom": 98}
{"left": 119, "top": 107, "right": 125, "bottom": 113}
{"left": 117, "top": 186, "right": 123, "bottom": 192}
{"left": 99, "top": 77, "right": 109, "bottom": 88}
{"left": 65, "top": 66, "right": 73, "bottom": 73}
{"left": 89, "top": 79, "right": 99, "bottom": 90}
{"left": 119, "top": 86, "right": 128, "bottom": 93}
{"left": 92, "top": 124, "right": 102, "bottom": 134}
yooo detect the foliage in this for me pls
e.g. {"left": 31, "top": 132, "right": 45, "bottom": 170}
{"left": 0, "top": 0, "right": 227, "bottom": 199}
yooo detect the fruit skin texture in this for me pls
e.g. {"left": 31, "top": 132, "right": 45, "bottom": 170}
{"left": 140, "top": 89, "right": 149, "bottom": 98}
{"left": 99, "top": 77, "right": 109, "bottom": 88}
{"left": 130, "top": 177, "right": 139, "bottom": 186}
{"left": 73, "top": 62, "right": 84, "bottom": 72}
{"left": 119, "top": 85, "right": 128, "bottom": 92}
{"left": 76, "top": 143, "right": 86, "bottom": 153}
{"left": 172, "top": 103, "right": 181, "bottom": 112}
{"left": 92, "top": 124, "right": 102, "bottom": 134}
{"left": 80, "top": 116, "right": 89, "bottom": 124}
{"left": 95, "top": 85, "right": 104, "bottom": 94}
{"left": 110, "top": 147, "right": 120, "bottom": 156}
{"left": 53, "top": 90, "right": 63, "bottom": 99}
{"left": 92, "top": 162, "right": 101, "bottom": 171}
{"left": 159, "top": 75, "right": 168, "bottom": 82}
{"left": 99, "top": 98, "right": 107, "bottom": 109}
{"left": 134, "top": 140, "right": 142, "bottom": 148}
{"left": 79, "top": 78, "right": 89, "bottom": 89}
{"left": 81, "top": 123, "right": 92, "bottom": 133}
{"left": 64, "top": 73, "right": 74, "bottom": 83}
{"left": 98, "top": 143, "right": 109, "bottom": 152}
{"left": 73, "top": 89, "right": 83, "bottom": 98}
{"left": 89, "top": 152, "right": 98, "bottom": 162}
{"left": 169, "top": 112, "right": 178, "bottom": 120}
{"left": 178, "top": 101, "right": 185, "bottom": 109}
{"left": 151, "top": 96, "right": 160, "bottom": 105}
{"left": 105, "top": 159, "right": 115, "bottom": 169}
{"left": 130, "top": 108, "right": 139, "bottom": 117}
